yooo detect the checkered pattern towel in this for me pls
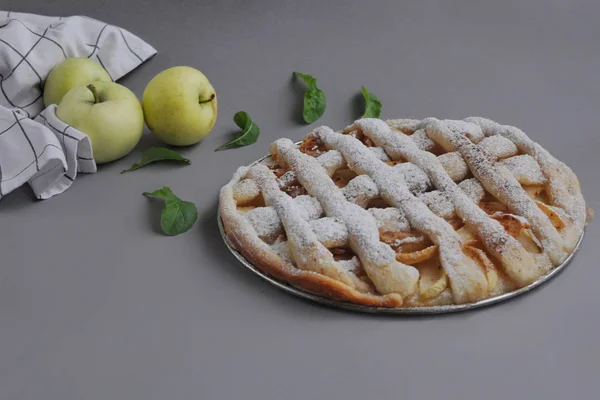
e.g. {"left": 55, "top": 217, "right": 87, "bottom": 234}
{"left": 0, "top": 11, "right": 156, "bottom": 200}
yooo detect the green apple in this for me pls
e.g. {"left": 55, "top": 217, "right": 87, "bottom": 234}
{"left": 56, "top": 82, "right": 144, "bottom": 164}
{"left": 43, "top": 57, "right": 111, "bottom": 107}
{"left": 142, "top": 66, "right": 217, "bottom": 146}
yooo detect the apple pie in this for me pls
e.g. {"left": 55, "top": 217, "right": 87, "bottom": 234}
{"left": 219, "top": 117, "right": 590, "bottom": 307}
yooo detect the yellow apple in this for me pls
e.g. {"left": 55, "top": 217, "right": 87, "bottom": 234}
{"left": 43, "top": 57, "right": 111, "bottom": 107}
{"left": 56, "top": 82, "right": 144, "bottom": 164}
{"left": 142, "top": 66, "right": 217, "bottom": 146}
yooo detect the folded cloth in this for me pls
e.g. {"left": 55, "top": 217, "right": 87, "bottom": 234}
{"left": 0, "top": 11, "right": 156, "bottom": 200}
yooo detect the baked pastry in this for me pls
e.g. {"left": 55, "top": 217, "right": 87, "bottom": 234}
{"left": 219, "top": 117, "right": 589, "bottom": 307}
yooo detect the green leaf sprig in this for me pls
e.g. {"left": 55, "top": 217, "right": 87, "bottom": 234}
{"left": 295, "top": 72, "right": 326, "bottom": 124}
{"left": 215, "top": 111, "right": 260, "bottom": 151}
{"left": 143, "top": 187, "right": 198, "bottom": 236}
{"left": 121, "top": 147, "right": 191, "bottom": 173}
{"left": 360, "top": 86, "right": 382, "bottom": 118}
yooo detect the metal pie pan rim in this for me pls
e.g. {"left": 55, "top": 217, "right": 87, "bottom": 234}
{"left": 217, "top": 147, "right": 585, "bottom": 315}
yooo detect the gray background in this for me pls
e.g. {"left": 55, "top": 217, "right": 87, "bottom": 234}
{"left": 1, "top": 1, "right": 599, "bottom": 399}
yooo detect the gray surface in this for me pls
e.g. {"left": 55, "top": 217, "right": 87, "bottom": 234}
{"left": 1, "top": 1, "right": 599, "bottom": 399}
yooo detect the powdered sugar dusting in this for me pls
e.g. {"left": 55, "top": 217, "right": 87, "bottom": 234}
{"left": 357, "top": 118, "right": 541, "bottom": 287}
{"left": 385, "top": 119, "right": 421, "bottom": 133}
{"left": 393, "top": 235, "right": 426, "bottom": 247}
{"left": 294, "top": 195, "right": 324, "bottom": 220}
{"left": 428, "top": 118, "right": 571, "bottom": 267}
{"left": 418, "top": 191, "right": 455, "bottom": 219}
{"left": 310, "top": 217, "right": 348, "bottom": 248}
{"left": 369, "top": 146, "right": 391, "bottom": 161}
{"left": 248, "top": 165, "right": 360, "bottom": 288}
{"left": 232, "top": 178, "right": 261, "bottom": 203}
{"left": 455, "top": 131, "right": 565, "bottom": 265}
{"left": 467, "top": 116, "right": 586, "bottom": 255}
{"left": 437, "top": 152, "right": 469, "bottom": 181}
{"left": 407, "top": 129, "right": 436, "bottom": 151}
{"left": 271, "top": 237, "right": 292, "bottom": 263}
{"left": 318, "top": 123, "right": 489, "bottom": 302}
{"left": 245, "top": 207, "right": 283, "bottom": 240}
{"left": 458, "top": 178, "right": 486, "bottom": 202}
{"left": 479, "top": 135, "right": 518, "bottom": 160}
{"left": 317, "top": 150, "right": 346, "bottom": 175}
{"left": 338, "top": 256, "right": 361, "bottom": 273}
{"left": 224, "top": 114, "right": 586, "bottom": 306}
{"left": 443, "top": 119, "right": 484, "bottom": 143}
{"left": 417, "top": 179, "right": 485, "bottom": 219}
{"left": 369, "top": 207, "right": 410, "bottom": 232}
{"left": 499, "top": 155, "right": 546, "bottom": 185}
{"left": 244, "top": 194, "right": 323, "bottom": 240}
{"left": 273, "top": 137, "right": 419, "bottom": 297}
{"left": 394, "top": 163, "right": 430, "bottom": 193}
{"left": 342, "top": 175, "right": 379, "bottom": 207}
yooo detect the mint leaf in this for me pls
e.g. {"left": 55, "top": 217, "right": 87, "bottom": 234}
{"left": 143, "top": 187, "right": 198, "bottom": 236}
{"left": 215, "top": 111, "right": 260, "bottom": 151}
{"left": 160, "top": 199, "right": 198, "bottom": 236}
{"left": 121, "top": 147, "right": 191, "bottom": 173}
{"left": 295, "top": 72, "right": 318, "bottom": 89}
{"left": 295, "top": 72, "right": 326, "bottom": 124}
{"left": 142, "top": 187, "right": 177, "bottom": 201}
{"left": 360, "top": 86, "right": 382, "bottom": 118}
{"left": 303, "top": 88, "right": 326, "bottom": 124}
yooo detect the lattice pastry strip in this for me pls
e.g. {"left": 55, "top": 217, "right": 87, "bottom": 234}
{"left": 270, "top": 139, "right": 420, "bottom": 298}
{"left": 353, "top": 119, "right": 542, "bottom": 286}
{"left": 246, "top": 165, "right": 369, "bottom": 291}
{"left": 314, "top": 127, "right": 489, "bottom": 303}
{"left": 421, "top": 118, "right": 566, "bottom": 265}
{"left": 220, "top": 166, "right": 404, "bottom": 307}
{"left": 465, "top": 117, "right": 586, "bottom": 251}
{"left": 234, "top": 126, "right": 542, "bottom": 217}
{"left": 237, "top": 140, "right": 542, "bottom": 249}
{"left": 387, "top": 117, "right": 584, "bottom": 238}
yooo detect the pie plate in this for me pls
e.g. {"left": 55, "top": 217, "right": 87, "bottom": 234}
{"left": 217, "top": 149, "right": 585, "bottom": 315}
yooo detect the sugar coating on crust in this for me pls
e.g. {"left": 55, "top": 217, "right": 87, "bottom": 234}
{"left": 220, "top": 116, "right": 588, "bottom": 308}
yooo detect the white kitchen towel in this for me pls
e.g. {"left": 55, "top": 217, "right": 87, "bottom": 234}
{"left": 0, "top": 11, "right": 156, "bottom": 200}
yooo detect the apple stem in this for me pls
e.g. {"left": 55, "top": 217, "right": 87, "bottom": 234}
{"left": 87, "top": 84, "right": 100, "bottom": 104}
{"left": 199, "top": 93, "right": 215, "bottom": 104}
